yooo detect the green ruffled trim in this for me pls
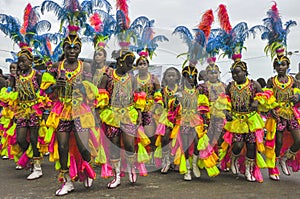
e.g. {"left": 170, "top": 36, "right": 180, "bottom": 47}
{"left": 197, "top": 134, "right": 209, "bottom": 151}
{"left": 154, "top": 145, "right": 162, "bottom": 159}
{"left": 95, "top": 145, "right": 107, "bottom": 165}
{"left": 256, "top": 153, "right": 267, "bottom": 168}
{"left": 137, "top": 143, "right": 150, "bottom": 163}
{"left": 41, "top": 72, "right": 56, "bottom": 90}
{"left": 206, "top": 166, "right": 220, "bottom": 177}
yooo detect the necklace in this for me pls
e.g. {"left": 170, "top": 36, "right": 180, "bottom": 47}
{"left": 184, "top": 85, "right": 195, "bottom": 95}
{"left": 137, "top": 73, "right": 151, "bottom": 85}
{"left": 60, "top": 60, "right": 82, "bottom": 80}
{"left": 274, "top": 75, "right": 292, "bottom": 90}
{"left": 19, "top": 69, "right": 35, "bottom": 82}
{"left": 234, "top": 78, "right": 249, "bottom": 91}
{"left": 113, "top": 70, "right": 129, "bottom": 83}
{"left": 165, "top": 85, "right": 178, "bottom": 96}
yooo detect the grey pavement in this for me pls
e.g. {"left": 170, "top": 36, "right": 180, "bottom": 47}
{"left": 0, "top": 158, "right": 299, "bottom": 199}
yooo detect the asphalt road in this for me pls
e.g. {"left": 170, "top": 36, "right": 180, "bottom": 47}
{"left": 0, "top": 158, "right": 299, "bottom": 199}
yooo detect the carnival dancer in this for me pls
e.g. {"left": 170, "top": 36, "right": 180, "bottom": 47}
{"left": 40, "top": 30, "right": 98, "bottom": 196}
{"left": 250, "top": 2, "right": 299, "bottom": 181}
{"left": 98, "top": 48, "right": 148, "bottom": 188}
{"left": 265, "top": 50, "right": 300, "bottom": 180}
{"left": 218, "top": 56, "right": 268, "bottom": 182}
{"left": 135, "top": 51, "right": 161, "bottom": 162}
{"left": 216, "top": 4, "right": 268, "bottom": 182}
{"left": 199, "top": 60, "right": 226, "bottom": 154}
{"left": 171, "top": 65, "right": 219, "bottom": 181}
{"left": 154, "top": 67, "right": 181, "bottom": 174}
{"left": 11, "top": 44, "right": 44, "bottom": 179}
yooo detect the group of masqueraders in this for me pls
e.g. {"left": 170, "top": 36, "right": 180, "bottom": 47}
{"left": 0, "top": 0, "right": 299, "bottom": 196}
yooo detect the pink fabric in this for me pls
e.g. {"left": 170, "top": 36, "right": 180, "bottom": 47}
{"left": 293, "top": 106, "right": 300, "bottom": 119}
{"left": 199, "top": 145, "right": 213, "bottom": 159}
{"left": 83, "top": 161, "right": 96, "bottom": 179}
{"left": 197, "top": 106, "right": 209, "bottom": 113}
{"left": 253, "top": 165, "right": 263, "bottom": 182}
{"left": 51, "top": 102, "right": 64, "bottom": 115}
{"left": 268, "top": 167, "right": 279, "bottom": 175}
{"left": 89, "top": 129, "right": 99, "bottom": 149}
{"left": 69, "top": 155, "right": 78, "bottom": 180}
{"left": 155, "top": 157, "right": 162, "bottom": 168}
{"left": 265, "top": 139, "right": 275, "bottom": 148}
{"left": 32, "top": 103, "right": 44, "bottom": 116}
{"left": 156, "top": 124, "right": 166, "bottom": 136}
{"left": 137, "top": 162, "right": 148, "bottom": 176}
{"left": 223, "top": 131, "right": 233, "bottom": 144}
{"left": 101, "top": 163, "right": 113, "bottom": 178}
{"left": 255, "top": 129, "right": 264, "bottom": 144}
{"left": 48, "top": 133, "right": 56, "bottom": 153}
{"left": 17, "top": 153, "right": 29, "bottom": 167}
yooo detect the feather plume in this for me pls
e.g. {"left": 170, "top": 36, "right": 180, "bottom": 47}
{"left": 197, "top": 9, "right": 214, "bottom": 40}
{"left": 20, "top": 4, "right": 33, "bottom": 34}
{"left": 218, "top": 4, "right": 232, "bottom": 33}
{"left": 116, "top": 0, "right": 130, "bottom": 28}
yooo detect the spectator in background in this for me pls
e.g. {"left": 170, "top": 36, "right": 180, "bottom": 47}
{"left": 256, "top": 77, "right": 267, "bottom": 89}
{"left": 295, "top": 72, "right": 300, "bottom": 81}
{"left": 0, "top": 69, "right": 7, "bottom": 90}
{"left": 198, "top": 70, "right": 208, "bottom": 84}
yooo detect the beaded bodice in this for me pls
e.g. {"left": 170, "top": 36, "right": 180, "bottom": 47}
{"left": 272, "top": 75, "right": 294, "bottom": 103}
{"left": 206, "top": 81, "right": 226, "bottom": 102}
{"left": 16, "top": 69, "right": 39, "bottom": 102}
{"left": 229, "top": 79, "right": 255, "bottom": 113}
{"left": 136, "top": 73, "right": 155, "bottom": 100}
{"left": 57, "top": 60, "right": 83, "bottom": 102}
{"left": 111, "top": 70, "right": 133, "bottom": 107}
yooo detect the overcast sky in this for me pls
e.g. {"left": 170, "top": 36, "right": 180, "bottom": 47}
{"left": 0, "top": 0, "right": 299, "bottom": 81}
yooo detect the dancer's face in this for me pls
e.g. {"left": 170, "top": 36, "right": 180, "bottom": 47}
{"left": 18, "top": 55, "right": 32, "bottom": 72}
{"left": 137, "top": 59, "right": 148, "bottom": 72}
{"left": 165, "top": 69, "right": 178, "bottom": 85}
{"left": 231, "top": 66, "right": 246, "bottom": 84}
{"left": 64, "top": 43, "right": 81, "bottom": 63}
{"left": 274, "top": 60, "right": 289, "bottom": 76}
{"left": 207, "top": 71, "right": 219, "bottom": 83}
{"left": 94, "top": 50, "right": 106, "bottom": 65}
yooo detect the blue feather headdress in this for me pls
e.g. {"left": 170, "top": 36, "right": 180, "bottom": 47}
{"left": 250, "top": 2, "right": 296, "bottom": 60}
{"left": 83, "top": 9, "right": 116, "bottom": 50}
{"left": 130, "top": 18, "right": 168, "bottom": 60}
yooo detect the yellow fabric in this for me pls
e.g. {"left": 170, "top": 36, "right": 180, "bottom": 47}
{"left": 138, "top": 128, "right": 151, "bottom": 146}
{"left": 198, "top": 94, "right": 209, "bottom": 107}
{"left": 170, "top": 124, "right": 180, "bottom": 139}
{"left": 40, "top": 72, "right": 56, "bottom": 90}
{"left": 255, "top": 90, "right": 279, "bottom": 112}
{"left": 97, "top": 89, "right": 109, "bottom": 109}
{"left": 157, "top": 111, "right": 174, "bottom": 128}
{"left": 224, "top": 112, "right": 264, "bottom": 133}
{"left": 100, "top": 105, "right": 138, "bottom": 127}
{"left": 82, "top": 80, "right": 99, "bottom": 101}
{"left": 214, "top": 94, "right": 231, "bottom": 111}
